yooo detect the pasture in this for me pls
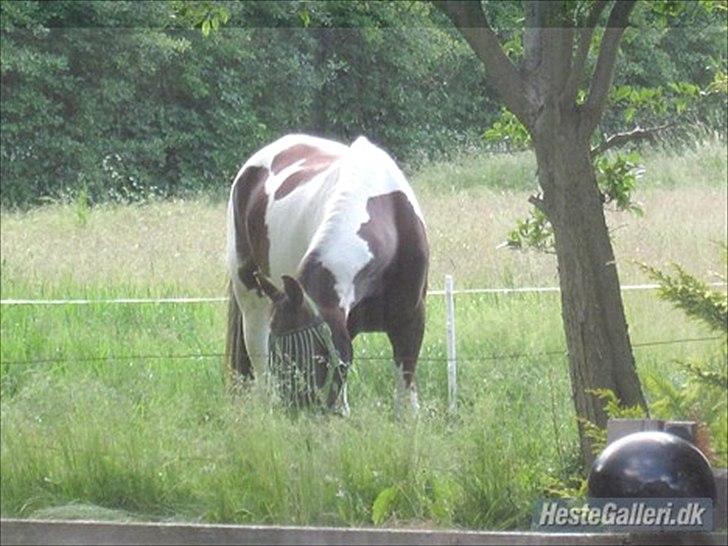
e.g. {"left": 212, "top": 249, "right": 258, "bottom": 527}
{"left": 1, "top": 139, "right": 726, "bottom": 529}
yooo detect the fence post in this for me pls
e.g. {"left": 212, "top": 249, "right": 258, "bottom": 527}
{"left": 445, "top": 274, "right": 457, "bottom": 413}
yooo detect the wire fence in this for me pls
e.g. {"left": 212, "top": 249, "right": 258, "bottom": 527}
{"left": 1, "top": 281, "right": 724, "bottom": 371}
{"left": 1, "top": 336, "right": 722, "bottom": 367}
{"left": 2, "top": 282, "right": 725, "bottom": 306}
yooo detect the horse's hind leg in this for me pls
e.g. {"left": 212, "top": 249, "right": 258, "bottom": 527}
{"left": 386, "top": 302, "right": 425, "bottom": 417}
{"left": 225, "top": 281, "right": 253, "bottom": 382}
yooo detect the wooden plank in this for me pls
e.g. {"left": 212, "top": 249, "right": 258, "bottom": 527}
{"left": 606, "top": 418, "right": 665, "bottom": 445}
{"left": 1, "top": 519, "right": 726, "bottom": 546}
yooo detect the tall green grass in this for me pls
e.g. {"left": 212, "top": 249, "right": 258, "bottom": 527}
{"left": 411, "top": 132, "right": 727, "bottom": 193}
{"left": 0, "top": 286, "right": 721, "bottom": 527}
{"left": 1, "top": 140, "right": 726, "bottom": 528}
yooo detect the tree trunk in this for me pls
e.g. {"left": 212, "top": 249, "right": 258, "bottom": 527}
{"left": 434, "top": 0, "right": 644, "bottom": 467}
{"left": 533, "top": 115, "right": 648, "bottom": 465}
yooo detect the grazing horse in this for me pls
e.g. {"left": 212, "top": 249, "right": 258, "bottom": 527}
{"left": 225, "top": 134, "right": 428, "bottom": 414}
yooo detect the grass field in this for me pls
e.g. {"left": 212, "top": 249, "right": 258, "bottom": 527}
{"left": 1, "top": 139, "right": 726, "bottom": 529}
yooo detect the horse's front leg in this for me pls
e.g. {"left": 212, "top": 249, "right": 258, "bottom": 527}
{"left": 230, "top": 278, "right": 271, "bottom": 382}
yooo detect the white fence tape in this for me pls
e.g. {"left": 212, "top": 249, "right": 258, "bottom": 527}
{"left": 1, "top": 282, "right": 725, "bottom": 306}
{"left": 0, "top": 297, "right": 227, "bottom": 305}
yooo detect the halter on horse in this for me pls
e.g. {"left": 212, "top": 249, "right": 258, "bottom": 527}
{"left": 257, "top": 273, "right": 347, "bottom": 410}
{"left": 225, "top": 134, "right": 429, "bottom": 414}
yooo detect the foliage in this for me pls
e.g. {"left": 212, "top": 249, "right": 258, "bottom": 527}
{"left": 565, "top": 255, "right": 728, "bottom": 467}
{"left": 479, "top": 0, "right": 726, "bottom": 255}
{"left": 542, "top": 388, "right": 646, "bottom": 500}
{"left": 639, "top": 252, "right": 727, "bottom": 464}
{"left": 0, "top": 0, "right": 497, "bottom": 208}
{"left": 645, "top": 363, "right": 727, "bottom": 465}
{"left": 578, "top": 389, "right": 647, "bottom": 456}
{"left": 172, "top": 1, "right": 230, "bottom": 36}
{"left": 505, "top": 208, "right": 553, "bottom": 252}
{"left": 503, "top": 151, "right": 645, "bottom": 251}
{"left": 594, "top": 152, "right": 644, "bottom": 215}
{"left": 1, "top": 1, "right": 726, "bottom": 208}
{"left": 546, "top": 238, "right": 728, "bottom": 484}
{"left": 371, "top": 485, "right": 397, "bottom": 525}
{"left": 607, "top": 82, "right": 701, "bottom": 131}
{"left": 483, "top": 108, "right": 531, "bottom": 150}
{"left": 545, "top": 358, "right": 727, "bottom": 495}
{"left": 639, "top": 260, "right": 727, "bottom": 332}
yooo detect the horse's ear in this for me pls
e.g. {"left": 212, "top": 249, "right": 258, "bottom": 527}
{"left": 253, "top": 271, "right": 284, "bottom": 303}
{"left": 281, "top": 275, "right": 304, "bottom": 308}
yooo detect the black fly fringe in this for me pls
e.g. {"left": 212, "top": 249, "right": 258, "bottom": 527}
{"left": 268, "top": 324, "right": 323, "bottom": 408}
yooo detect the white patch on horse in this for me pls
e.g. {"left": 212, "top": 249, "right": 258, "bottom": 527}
{"left": 248, "top": 135, "right": 425, "bottom": 314}
{"left": 393, "top": 362, "right": 419, "bottom": 418}
{"left": 232, "top": 134, "right": 341, "bottom": 281}
{"left": 225, "top": 195, "right": 239, "bottom": 275}
{"left": 336, "top": 382, "right": 350, "bottom": 417}
{"left": 305, "top": 136, "right": 425, "bottom": 312}
{"left": 265, "top": 166, "right": 343, "bottom": 281}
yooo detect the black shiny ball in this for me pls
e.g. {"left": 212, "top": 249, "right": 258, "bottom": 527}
{"left": 588, "top": 431, "right": 716, "bottom": 500}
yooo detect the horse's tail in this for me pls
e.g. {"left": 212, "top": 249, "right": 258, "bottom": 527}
{"left": 225, "top": 280, "right": 253, "bottom": 382}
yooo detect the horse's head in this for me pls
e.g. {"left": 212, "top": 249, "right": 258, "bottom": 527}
{"left": 254, "top": 271, "right": 347, "bottom": 411}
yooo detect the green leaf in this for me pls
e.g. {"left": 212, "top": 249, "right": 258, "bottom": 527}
{"left": 371, "top": 486, "right": 397, "bottom": 525}
{"left": 299, "top": 9, "right": 311, "bottom": 27}
{"left": 612, "top": 85, "right": 633, "bottom": 102}
{"left": 483, "top": 108, "right": 531, "bottom": 148}
{"left": 505, "top": 207, "right": 554, "bottom": 253}
{"left": 638, "top": 261, "right": 728, "bottom": 332}
{"left": 595, "top": 152, "right": 642, "bottom": 214}
{"left": 579, "top": 388, "right": 647, "bottom": 455}
{"left": 624, "top": 106, "right": 636, "bottom": 123}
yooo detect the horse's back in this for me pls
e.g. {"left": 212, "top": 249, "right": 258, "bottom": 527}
{"left": 228, "top": 135, "right": 345, "bottom": 279}
{"left": 308, "top": 136, "right": 428, "bottom": 313}
{"left": 228, "top": 134, "right": 428, "bottom": 313}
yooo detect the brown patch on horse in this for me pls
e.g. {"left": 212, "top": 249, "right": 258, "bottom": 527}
{"left": 299, "top": 255, "right": 353, "bottom": 364}
{"left": 350, "top": 191, "right": 429, "bottom": 386}
{"left": 268, "top": 290, "right": 320, "bottom": 336}
{"left": 355, "top": 191, "right": 428, "bottom": 305}
{"left": 299, "top": 254, "right": 343, "bottom": 311}
{"left": 231, "top": 165, "right": 270, "bottom": 287}
{"left": 271, "top": 144, "right": 319, "bottom": 174}
{"left": 271, "top": 144, "right": 340, "bottom": 200}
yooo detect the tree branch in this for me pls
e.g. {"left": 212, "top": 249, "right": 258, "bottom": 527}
{"left": 528, "top": 193, "right": 548, "bottom": 214}
{"left": 562, "top": 0, "right": 608, "bottom": 104}
{"left": 523, "top": 1, "right": 575, "bottom": 100}
{"left": 580, "top": 0, "right": 636, "bottom": 136}
{"left": 590, "top": 123, "right": 673, "bottom": 157}
{"left": 435, "top": 0, "right": 531, "bottom": 124}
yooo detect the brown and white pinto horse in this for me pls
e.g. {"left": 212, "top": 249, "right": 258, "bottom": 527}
{"left": 225, "top": 134, "right": 428, "bottom": 414}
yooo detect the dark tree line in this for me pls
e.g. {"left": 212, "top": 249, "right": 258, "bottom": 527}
{"left": 1, "top": 0, "right": 724, "bottom": 208}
